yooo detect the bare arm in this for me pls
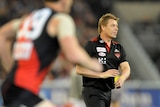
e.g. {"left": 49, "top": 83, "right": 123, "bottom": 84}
{"left": 119, "top": 61, "right": 130, "bottom": 81}
{"left": 0, "top": 19, "right": 21, "bottom": 72}
{"left": 48, "top": 13, "right": 103, "bottom": 72}
{"left": 114, "top": 61, "right": 130, "bottom": 88}
{"left": 76, "top": 65, "right": 119, "bottom": 79}
{"left": 59, "top": 36, "right": 103, "bottom": 72}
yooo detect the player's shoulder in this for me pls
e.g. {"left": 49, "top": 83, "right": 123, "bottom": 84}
{"left": 112, "top": 40, "right": 122, "bottom": 46}
{"left": 112, "top": 40, "right": 119, "bottom": 44}
{"left": 91, "top": 37, "right": 98, "bottom": 42}
{"left": 85, "top": 37, "right": 97, "bottom": 44}
{"left": 12, "top": 15, "right": 27, "bottom": 31}
{"left": 54, "top": 13, "right": 73, "bottom": 21}
{"left": 84, "top": 37, "right": 98, "bottom": 47}
{"left": 112, "top": 40, "right": 125, "bottom": 50}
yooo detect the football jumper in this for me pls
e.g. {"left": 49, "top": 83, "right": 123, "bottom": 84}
{"left": 83, "top": 36, "right": 127, "bottom": 90}
{"left": 82, "top": 36, "right": 127, "bottom": 107}
{"left": 1, "top": 7, "right": 60, "bottom": 106}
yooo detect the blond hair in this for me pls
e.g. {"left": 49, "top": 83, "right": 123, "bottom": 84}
{"left": 98, "top": 13, "right": 119, "bottom": 34}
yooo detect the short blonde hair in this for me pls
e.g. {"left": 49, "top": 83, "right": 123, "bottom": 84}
{"left": 98, "top": 13, "right": 119, "bottom": 34}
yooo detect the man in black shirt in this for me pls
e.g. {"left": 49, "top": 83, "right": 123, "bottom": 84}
{"left": 76, "top": 13, "right": 131, "bottom": 107}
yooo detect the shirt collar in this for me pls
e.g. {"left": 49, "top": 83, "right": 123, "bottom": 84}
{"left": 97, "top": 35, "right": 115, "bottom": 45}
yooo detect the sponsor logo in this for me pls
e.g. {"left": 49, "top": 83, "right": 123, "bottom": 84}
{"left": 115, "top": 53, "right": 120, "bottom": 58}
{"left": 13, "top": 41, "right": 33, "bottom": 60}
{"left": 98, "top": 52, "right": 106, "bottom": 57}
{"left": 114, "top": 49, "right": 120, "bottom": 58}
{"left": 98, "top": 58, "right": 106, "bottom": 64}
{"left": 96, "top": 47, "right": 106, "bottom": 52}
{"left": 114, "top": 49, "right": 120, "bottom": 52}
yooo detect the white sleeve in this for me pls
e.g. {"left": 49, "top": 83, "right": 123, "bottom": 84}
{"left": 54, "top": 13, "right": 76, "bottom": 39}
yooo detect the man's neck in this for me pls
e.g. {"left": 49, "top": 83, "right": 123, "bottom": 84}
{"left": 100, "top": 34, "right": 112, "bottom": 46}
{"left": 45, "top": 2, "right": 64, "bottom": 12}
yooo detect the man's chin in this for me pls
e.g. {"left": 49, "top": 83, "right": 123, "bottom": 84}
{"left": 112, "top": 36, "right": 117, "bottom": 39}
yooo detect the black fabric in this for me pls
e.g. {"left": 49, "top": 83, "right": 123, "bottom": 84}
{"left": 82, "top": 87, "right": 111, "bottom": 107}
{"left": 1, "top": 82, "right": 42, "bottom": 107}
{"left": 83, "top": 36, "right": 127, "bottom": 90}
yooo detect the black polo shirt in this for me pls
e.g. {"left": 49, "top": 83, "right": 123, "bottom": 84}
{"left": 82, "top": 36, "right": 127, "bottom": 91}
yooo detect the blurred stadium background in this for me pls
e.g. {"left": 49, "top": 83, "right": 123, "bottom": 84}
{"left": 0, "top": 0, "right": 160, "bottom": 107}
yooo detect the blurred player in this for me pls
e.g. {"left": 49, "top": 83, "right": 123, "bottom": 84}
{"left": 0, "top": 0, "right": 103, "bottom": 107}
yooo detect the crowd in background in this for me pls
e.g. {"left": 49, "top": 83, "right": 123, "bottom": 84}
{"left": 0, "top": 0, "right": 114, "bottom": 80}
{"left": 131, "top": 14, "right": 160, "bottom": 70}
{"left": 0, "top": 0, "right": 44, "bottom": 26}
{"left": 0, "top": 0, "right": 160, "bottom": 79}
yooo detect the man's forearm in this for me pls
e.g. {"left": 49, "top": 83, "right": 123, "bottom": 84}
{"left": 76, "top": 65, "right": 102, "bottom": 78}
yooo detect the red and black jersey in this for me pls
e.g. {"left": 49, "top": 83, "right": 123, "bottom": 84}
{"left": 83, "top": 36, "right": 127, "bottom": 90}
{"left": 4, "top": 8, "right": 60, "bottom": 95}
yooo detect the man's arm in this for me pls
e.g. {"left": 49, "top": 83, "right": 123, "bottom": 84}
{"left": 119, "top": 61, "right": 130, "bottom": 81}
{"left": 48, "top": 13, "right": 103, "bottom": 72}
{"left": 76, "top": 65, "right": 119, "bottom": 79}
{"left": 0, "top": 19, "right": 21, "bottom": 72}
{"left": 114, "top": 61, "right": 130, "bottom": 88}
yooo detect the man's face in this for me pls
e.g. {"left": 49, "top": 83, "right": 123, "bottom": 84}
{"left": 102, "top": 19, "right": 118, "bottom": 39}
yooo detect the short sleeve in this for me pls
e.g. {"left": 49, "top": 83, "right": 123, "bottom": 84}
{"left": 119, "top": 45, "right": 127, "bottom": 63}
{"left": 83, "top": 41, "right": 93, "bottom": 57}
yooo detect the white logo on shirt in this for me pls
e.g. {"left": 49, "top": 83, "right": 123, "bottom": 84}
{"left": 114, "top": 49, "right": 120, "bottom": 53}
{"left": 13, "top": 41, "right": 33, "bottom": 60}
{"left": 98, "top": 57, "right": 106, "bottom": 64}
{"left": 98, "top": 52, "right": 106, "bottom": 57}
{"left": 96, "top": 47, "right": 106, "bottom": 52}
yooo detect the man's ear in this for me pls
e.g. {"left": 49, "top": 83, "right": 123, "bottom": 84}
{"left": 101, "top": 25, "right": 105, "bottom": 31}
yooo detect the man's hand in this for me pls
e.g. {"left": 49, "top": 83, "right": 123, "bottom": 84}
{"left": 114, "top": 76, "right": 125, "bottom": 89}
{"left": 99, "top": 69, "right": 119, "bottom": 79}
